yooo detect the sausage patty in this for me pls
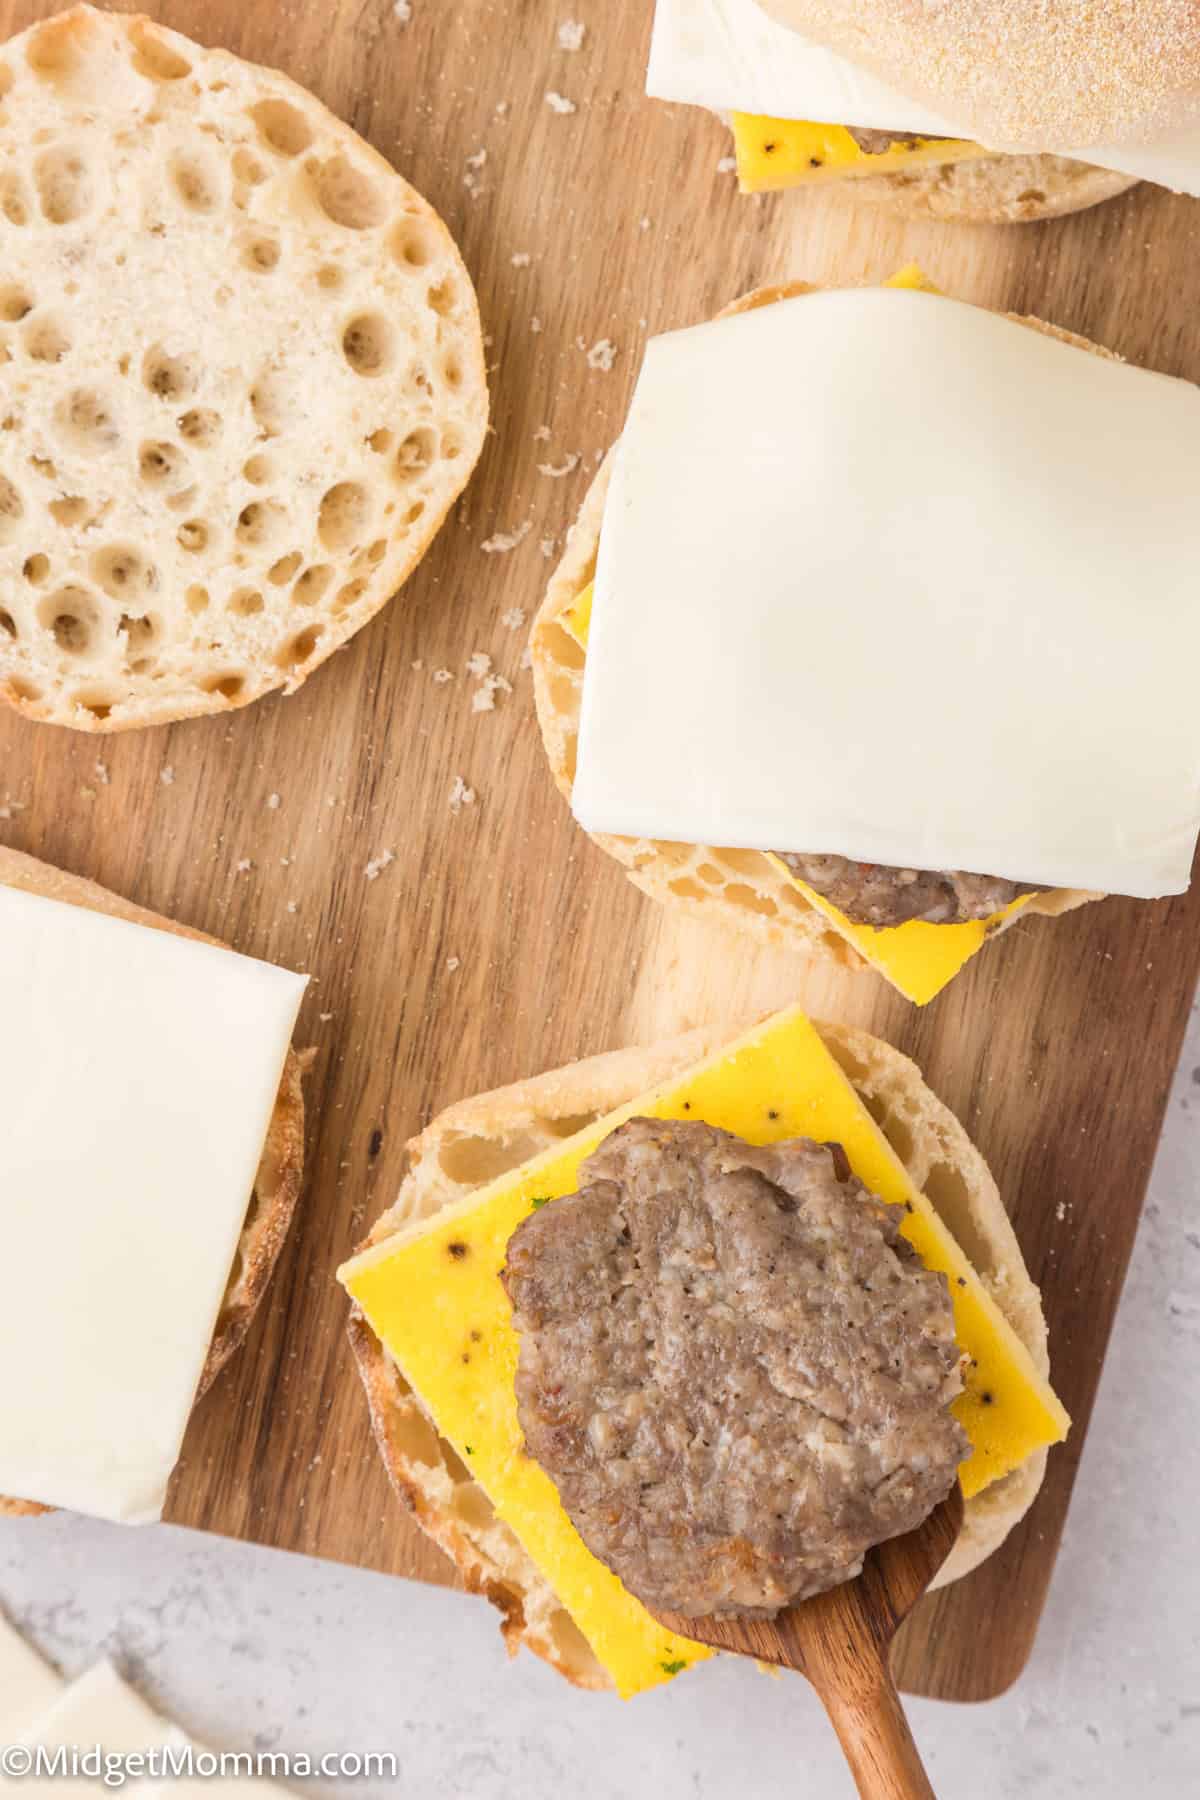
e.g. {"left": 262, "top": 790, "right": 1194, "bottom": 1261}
{"left": 846, "top": 126, "right": 947, "bottom": 155}
{"left": 774, "top": 851, "right": 1041, "bottom": 928}
{"left": 502, "top": 1118, "right": 966, "bottom": 1619}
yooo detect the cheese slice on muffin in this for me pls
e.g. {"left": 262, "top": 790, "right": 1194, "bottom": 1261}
{"left": 0, "top": 848, "right": 307, "bottom": 1523}
{"left": 648, "top": 0, "right": 1200, "bottom": 218}
{"left": 340, "top": 1006, "right": 1068, "bottom": 1696}
{"left": 533, "top": 275, "right": 1200, "bottom": 1003}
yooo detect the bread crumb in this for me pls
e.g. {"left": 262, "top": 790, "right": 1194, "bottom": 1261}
{"left": 557, "top": 19, "right": 585, "bottom": 50}
{"left": 520, "top": 645, "right": 534, "bottom": 670}
{"left": 538, "top": 452, "right": 580, "bottom": 478}
{"left": 511, "top": 252, "right": 532, "bottom": 268}
{"left": 717, "top": 154, "right": 737, "bottom": 173}
{"left": 501, "top": 608, "right": 526, "bottom": 630}
{"left": 463, "top": 148, "right": 487, "bottom": 198}
{"left": 639, "top": 215, "right": 652, "bottom": 231}
{"left": 482, "top": 521, "right": 532, "bottom": 554}
{"left": 545, "top": 90, "right": 577, "bottom": 114}
{"left": 286, "top": 901, "right": 298, "bottom": 915}
{"left": 267, "top": 792, "right": 281, "bottom": 810}
{"left": 586, "top": 338, "right": 617, "bottom": 372}
{"left": 467, "top": 647, "right": 512, "bottom": 713}
{"left": 533, "top": 425, "right": 551, "bottom": 442}
{"left": 495, "top": 99, "right": 510, "bottom": 117}
{"left": 433, "top": 667, "right": 455, "bottom": 684}
{"left": 472, "top": 674, "right": 512, "bottom": 713}
{"left": 411, "top": 658, "right": 424, "bottom": 671}
{"left": 393, "top": 0, "right": 412, "bottom": 20}
{"left": 160, "top": 765, "right": 175, "bottom": 787}
{"left": 94, "top": 761, "right": 109, "bottom": 786}
{"left": 365, "top": 849, "right": 396, "bottom": 881}
{"left": 449, "top": 775, "right": 476, "bottom": 814}
{"left": 540, "top": 537, "right": 557, "bottom": 559}
{"left": 235, "top": 858, "right": 253, "bottom": 874}
{"left": 319, "top": 1012, "right": 334, "bottom": 1023}
{"left": 530, "top": 316, "right": 544, "bottom": 334}
{"left": 445, "top": 955, "right": 461, "bottom": 972}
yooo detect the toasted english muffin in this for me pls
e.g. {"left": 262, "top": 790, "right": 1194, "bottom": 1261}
{"left": 756, "top": 0, "right": 1200, "bottom": 149}
{"left": 348, "top": 1018, "right": 1051, "bottom": 1690}
{"left": 851, "top": 153, "right": 1137, "bottom": 224}
{"left": 0, "top": 6, "right": 487, "bottom": 731}
{"left": 531, "top": 280, "right": 1098, "bottom": 971}
{"left": 0, "top": 845, "right": 308, "bottom": 1517}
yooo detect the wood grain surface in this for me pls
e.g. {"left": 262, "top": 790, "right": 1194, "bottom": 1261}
{"left": 3, "top": 0, "right": 1199, "bottom": 1706}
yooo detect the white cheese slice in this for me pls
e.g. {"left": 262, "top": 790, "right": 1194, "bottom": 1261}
{"left": 648, "top": 0, "right": 1200, "bottom": 196}
{"left": 1093, "top": 122, "right": 1200, "bottom": 196}
{"left": 0, "top": 888, "right": 306, "bottom": 1524}
{"left": 648, "top": 0, "right": 953, "bottom": 132}
{"left": 0, "top": 1611, "right": 62, "bottom": 1741}
{"left": 572, "top": 288, "right": 1200, "bottom": 898}
{"left": 1, "top": 1661, "right": 172, "bottom": 1796}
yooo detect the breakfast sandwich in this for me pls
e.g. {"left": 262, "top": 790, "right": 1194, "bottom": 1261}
{"left": 0, "top": 6, "right": 487, "bottom": 731}
{"left": 532, "top": 272, "right": 1200, "bottom": 1005}
{"left": 339, "top": 1005, "right": 1069, "bottom": 1696}
{"left": 647, "top": 0, "right": 1200, "bottom": 221}
{"left": 0, "top": 847, "right": 308, "bottom": 1523}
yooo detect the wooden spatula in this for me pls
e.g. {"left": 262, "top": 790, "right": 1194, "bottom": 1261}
{"left": 656, "top": 1483, "right": 964, "bottom": 1800}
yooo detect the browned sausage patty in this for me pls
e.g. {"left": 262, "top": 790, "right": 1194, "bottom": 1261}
{"left": 502, "top": 1118, "right": 966, "bottom": 1619}
{"left": 774, "top": 851, "right": 1041, "bottom": 928}
{"left": 846, "top": 126, "right": 950, "bottom": 155}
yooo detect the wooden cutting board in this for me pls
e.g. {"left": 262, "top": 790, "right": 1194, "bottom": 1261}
{"left": 4, "top": 0, "right": 1199, "bottom": 1706}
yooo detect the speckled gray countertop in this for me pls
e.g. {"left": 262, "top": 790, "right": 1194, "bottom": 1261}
{"left": 4, "top": 1002, "right": 1199, "bottom": 1800}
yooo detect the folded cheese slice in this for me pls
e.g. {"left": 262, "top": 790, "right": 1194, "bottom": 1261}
{"left": 0, "top": 1635, "right": 294, "bottom": 1798}
{"left": 648, "top": 0, "right": 1200, "bottom": 196}
{"left": 340, "top": 1006, "right": 1069, "bottom": 1698}
{"left": 1, "top": 1662, "right": 174, "bottom": 1798}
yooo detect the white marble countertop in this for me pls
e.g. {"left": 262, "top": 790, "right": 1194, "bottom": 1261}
{"left": 4, "top": 1001, "right": 1199, "bottom": 1800}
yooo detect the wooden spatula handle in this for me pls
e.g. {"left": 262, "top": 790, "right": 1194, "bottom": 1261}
{"left": 658, "top": 1489, "right": 961, "bottom": 1796}
{"left": 807, "top": 1654, "right": 936, "bottom": 1800}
